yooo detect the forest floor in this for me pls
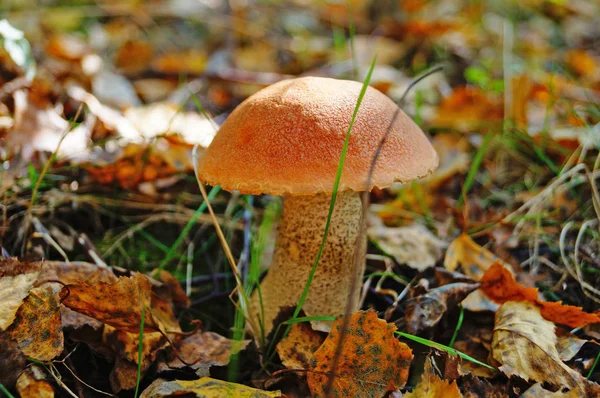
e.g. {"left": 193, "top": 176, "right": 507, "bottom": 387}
{"left": 0, "top": 0, "right": 600, "bottom": 397}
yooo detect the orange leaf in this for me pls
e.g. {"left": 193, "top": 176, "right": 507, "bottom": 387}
{"left": 481, "top": 263, "right": 600, "bottom": 328}
{"left": 404, "top": 357, "right": 463, "bottom": 398}
{"left": 62, "top": 273, "right": 157, "bottom": 333}
{"left": 307, "top": 310, "right": 413, "bottom": 397}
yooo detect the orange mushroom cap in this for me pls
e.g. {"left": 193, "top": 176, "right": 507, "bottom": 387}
{"left": 197, "top": 76, "right": 438, "bottom": 195}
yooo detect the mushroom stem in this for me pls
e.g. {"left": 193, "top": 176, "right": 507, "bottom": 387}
{"left": 250, "top": 190, "right": 366, "bottom": 335}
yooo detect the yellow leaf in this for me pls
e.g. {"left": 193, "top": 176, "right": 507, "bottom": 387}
{"left": 444, "top": 232, "right": 508, "bottom": 280}
{"left": 140, "top": 377, "right": 281, "bottom": 398}
{"left": 404, "top": 357, "right": 463, "bottom": 398}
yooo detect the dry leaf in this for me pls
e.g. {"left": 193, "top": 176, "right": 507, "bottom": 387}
{"left": 404, "top": 357, "right": 463, "bottom": 397}
{"left": 16, "top": 365, "right": 54, "bottom": 398}
{"left": 481, "top": 263, "right": 600, "bottom": 328}
{"left": 152, "top": 50, "right": 207, "bottom": 74}
{"left": 459, "top": 373, "right": 508, "bottom": 397}
{"left": 368, "top": 222, "right": 444, "bottom": 271}
{"left": 8, "top": 89, "right": 92, "bottom": 160}
{"left": 115, "top": 40, "right": 153, "bottom": 74}
{"left": 0, "top": 270, "right": 39, "bottom": 331}
{"left": 157, "top": 330, "right": 250, "bottom": 375}
{"left": 307, "top": 310, "right": 413, "bottom": 397}
{"left": 405, "top": 283, "right": 479, "bottom": 334}
{"left": 444, "top": 233, "right": 509, "bottom": 280}
{"left": 277, "top": 322, "right": 325, "bottom": 370}
{"left": 492, "top": 301, "right": 597, "bottom": 394}
{"left": 62, "top": 273, "right": 158, "bottom": 333}
{"left": 434, "top": 87, "right": 503, "bottom": 131}
{"left": 110, "top": 357, "right": 141, "bottom": 393}
{"left": 521, "top": 382, "right": 582, "bottom": 397}
{"left": 0, "top": 332, "right": 27, "bottom": 387}
{"left": 140, "top": 377, "right": 281, "bottom": 398}
{"left": 556, "top": 332, "right": 588, "bottom": 362}
{"left": 7, "top": 283, "right": 64, "bottom": 361}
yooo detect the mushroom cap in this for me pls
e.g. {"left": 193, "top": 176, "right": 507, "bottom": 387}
{"left": 197, "top": 76, "right": 438, "bottom": 195}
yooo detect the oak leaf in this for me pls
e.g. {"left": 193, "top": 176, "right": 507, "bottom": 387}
{"left": 140, "top": 377, "right": 281, "bottom": 398}
{"left": 307, "top": 310, "right": 413, "bottom": 397}
{"left": 481, "top": 263, "right": 600, "bottom": 328}
{"left": 404, "top": 357, "right": 462, "bottom": 398}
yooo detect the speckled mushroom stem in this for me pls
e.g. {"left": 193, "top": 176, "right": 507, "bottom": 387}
{"left": 250, "top": 190, "right": 366, "bottom": 335}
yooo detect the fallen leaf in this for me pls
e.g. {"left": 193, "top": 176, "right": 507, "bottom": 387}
{"left": 7, "top": 283, "right": 64, "bottom": 361}
{"left": 492, "top": 301, "right": 598, "bottom": 394}
{"left": 434, "top": 87, "right": 503, "bottom": 132}
{"left": 521, "top": 382, "right": 582, "bottom": 397}
{"left": 0, "top": 331, "right": 27, "bottom": 387}
{"left": 0, "top": 267, "right": 39, "bottom": 331}
{"left": 307, "top": 310, "right": 413, "bottom": 397}
{"left": 405, "top": 283, "right": 479, "bottom": 334}
{"left": 16, "top": 365, "right": 54, "bottom": 398}
{"left": 152, "top": 50, "right": 207, "bottom": 75}
{"left": 404, "top": 357, "right": 463, "bottom": 397}
{"left": 444, "top": 233, "right": 510, "bottom": 280}
{"left": 481, "top": 263, "right": 600, "bottom": 328}
{"left": 277, "top": 322, "right": 325, "bottom": 370}
{"left": 110, "top": 357, "right": 140, "bottom": 393}
{"left": 157, "top": 330, "right": 250, "bottom": 375}
{"left": 154, "top": 270, "right": 190, "bottom": 311}
{"left": 458, "top": 373, "right": 508, "bottom": 397}
{"left": 140, "top": 377, "right": 281, "bottom": 398}
{"left": 368, "top": 222, "right": 444, "bottom": 271}
{"left": 115, "top": 40, "right": 153, "bottom": 74}
{"left": 556, "top": 332, "right": 588, "bottom": 362}
{"left": 62, "top": 273, "right": 157, "bottom": 333}
{"left": 8, "top": 89, "right": 92, "bottom": 160}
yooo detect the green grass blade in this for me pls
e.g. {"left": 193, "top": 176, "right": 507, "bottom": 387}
{"left": 157, "top": 185, "right": 220, "bottom": 271}
{"left": 396, "top": 331, "right": 496, "bottom": 371}
{"left": 456, "top": 132, "right": 493, "bottom": 208}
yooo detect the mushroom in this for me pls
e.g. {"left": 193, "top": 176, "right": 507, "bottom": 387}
{"left": 197, "top": 76, "right": 438, "bottom": 335}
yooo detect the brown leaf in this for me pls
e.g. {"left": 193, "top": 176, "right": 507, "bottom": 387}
{"left": 481, "top": 263, "right": 600, "bottom": 328}
{"left": 491, "top": 301, "right": 595, "bottom": 394}
{"left": 103, "top": 325, "right": 167, "bottom": 370}
{"left": 405, "top": 283, "right": 479, "bottom": 334}
{"left": 459, "top": 374, "right": 508, "bottom": 398}
{"left": 0, "top": 331, "right": 27, "bottom": 387}
{"left": 154, "top": 270, "right": 190, "bottom": 311}
{"left": 16, "top": 365, "right": 54, "bottom": 398}
{"left": 140, "top": 377, "right": 281, "bottom": 398}
{"left": 110, "top": 357, "right": 141, "bottom": 393}
{"left": 62, "top": 273, "right": 157, "bottom": 333}
{"left": 157, "top": 330, "right": 250, "bottom": 374}
{"left": 7, "top": 283, "right": 64, "bottom": 361}
{"left": 307, "top": 310, "right": 413, "bottom": 397}
{"left": 404, "top": 357, "right": 463, "bottom": 397}
{"left": 277, "top": 322, "right": 325, "bottom": 370}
